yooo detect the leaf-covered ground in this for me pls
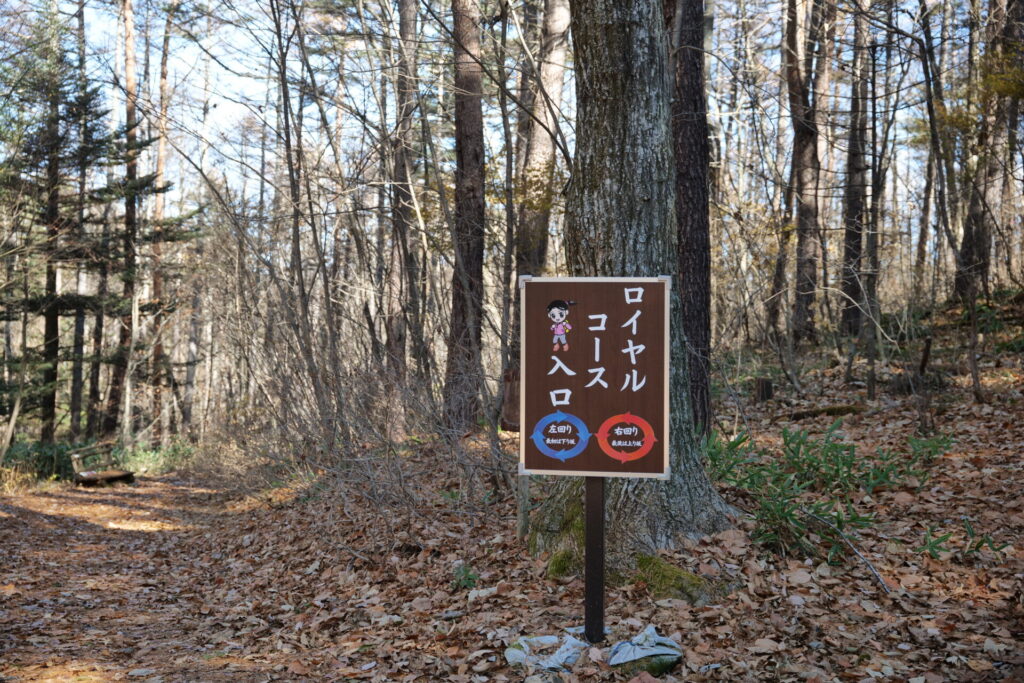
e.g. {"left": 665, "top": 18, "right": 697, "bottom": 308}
{"left": 2, "top": 350, "right": 1023, "bottom": 681}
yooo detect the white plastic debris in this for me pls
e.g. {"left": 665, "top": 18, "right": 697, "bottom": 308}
{"left": 506, "top": 624, "right": 680, "bottom": 672}
{"left": 606, "top": 625, "right": 682, "bottom": 666}
{"left": 505, "top": 632, "right": 588, "bottom": 671}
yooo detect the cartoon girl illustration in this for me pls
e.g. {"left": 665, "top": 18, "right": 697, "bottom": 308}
{"left": 547, "top": 300, "right": 575, "bottom": 352}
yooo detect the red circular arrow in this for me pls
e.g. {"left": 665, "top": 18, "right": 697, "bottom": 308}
{"left": 596, "top": 413, "right": 657, "bottom": 462}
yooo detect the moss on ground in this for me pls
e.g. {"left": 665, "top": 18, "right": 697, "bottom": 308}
{"left": 528, "top": 482, "right": 587, "bottom": 578}
{"left": 546, "top": 549, "right": 579, "bottom": 578}
{"left": 635, "top": 554, "right": 715, "bottom": 605}
{"left": 613, "top": 653, "right": 682, "bottom": 677}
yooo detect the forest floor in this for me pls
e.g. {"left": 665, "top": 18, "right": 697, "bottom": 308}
{"left": 2, "top": 320, "right": 1024, "bottom": 681}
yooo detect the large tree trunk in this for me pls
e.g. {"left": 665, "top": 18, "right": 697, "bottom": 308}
{"left": 840, "top": 2, "right": 868, "bottom": 337}
{"left": 442, "top": 0, "right": 486, "bottom": 431}
{"left": 103, "top": 0, "right": 139, "bottom": 437}
{"left": 785, "top": 0, "right": 824, "bottom": 343}
{"left": 666, "top": 0, "right": 713, "bottom": 435}
{"left": 531, "top": 0, "right": 732, "bottom": 568}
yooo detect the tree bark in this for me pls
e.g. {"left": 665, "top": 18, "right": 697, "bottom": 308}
{"left": 914, "top": 149, "right": 935, "bottom": 295}
{"left": 666, "top": 0, "right": 713, "bottom": 435}
{"left": 507, "top": 0, "right": 571, "bottom": 430}
{"left": 442, "top": 0, "right": 486, "bottom": 431}
{"left": 784, "top": 0, "right": 824, "bottom": 343}
{"left": 840, "top": 1, "right": 868, "bottom": 336}
{"left": 954, "top": 0, "right": 1021, "bottom": 300}
{"left": 515, "top": 0, "right": 570, "bottom": 279}
{"left": 393, "top": 0, "right": 427, "bottom": 380}
{"left": 40, "top": 12, "right": 62, "bottom": 444}
{"left": 151, "top": 3, "right": 176, "bottom": 445}
{"left": 532, "top": 0, "right": 733, "bottom": 567}
{"left": 103, "top": 0, "right": 139, "bottom": 437}
{"left": 70, "top": 0, "right": 89, "bottom": 441}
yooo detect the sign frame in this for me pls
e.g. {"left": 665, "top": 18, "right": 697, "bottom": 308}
{"left": 517, "top": 275, "right": 671, "bottom": 480}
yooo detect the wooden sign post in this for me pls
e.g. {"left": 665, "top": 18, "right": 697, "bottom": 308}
{"left": 519, "top": 277, "right": 671, "bottom": 643}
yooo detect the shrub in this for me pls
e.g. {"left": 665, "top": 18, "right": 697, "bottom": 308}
{"left": 706, "top": 422, "right": 951, "bottom": 561}
{"left": 1, "top": 440, "right": 76, "bottom": 481}
{"left": 116, "top": 440, "right": 194, "bottom": 475}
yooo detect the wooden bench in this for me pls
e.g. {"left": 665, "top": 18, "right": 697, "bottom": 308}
{"left": 70, "top": 443, "right": 135, "bottom": 486}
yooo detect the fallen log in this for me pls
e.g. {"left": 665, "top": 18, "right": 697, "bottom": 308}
{"left": 786, "top": 403, "right": 865, "bottom": 421}
{"left": 74, "top": 469, "right": 135, "bottom": 486}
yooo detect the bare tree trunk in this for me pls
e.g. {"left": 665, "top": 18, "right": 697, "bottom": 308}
{"left": 442, "top": 0, "right": 486, "bottom": 431}
{"left": 515, "top": 0, "right": 570, "bottom": 279}
{"left": 40, "top": 10, "right": 61, "bottom": 444}
{"left": 104, "top": 0, "right": 139, "bottom": 437}
{"left": 88, "top": 0, "right": 124, "bottom": 439}
{"left": 507, "top": 0, "right": 571, "bottom": 428}
{"left": 785, "top": 0, "right": 824, "bottom": 343}
{"left": 666, "top": 0, "right": 713, "bottom": 435}
{"left": 532, "top": 0, "right": 732, "bottom": 567}
{"left": 954, "top": 0, "right": 1020, "bottom": 299}
{"left": 151, "top": 3, "right": 176, "bottom": 446}
{"left": 914, "top": 149, "right": 935, "bottom": 294}
{"left": 70, "top": 0, "right": 89, "bottom": 441}
{"left": 393, "top": 0, "right": 427, "bottom": 380}
{"left": 767, "top": 163, "right": 795, "bottom": 341}
{"left": 840, "top": 1, "right": 869, "bottom": 336}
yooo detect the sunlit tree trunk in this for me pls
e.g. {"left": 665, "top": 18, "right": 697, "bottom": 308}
{"left": 515, "top": 0, "right": 570, "bottom": 280}
{"left": 104, "top": 0, "right": 139, "bottom": 437}
{"left": 151, "top": 3, "right": 176, "bottom": 445}
{"left": 70, "top": 0, "right": 89, "bottom": 441}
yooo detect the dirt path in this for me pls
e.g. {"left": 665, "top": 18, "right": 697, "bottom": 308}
{"left": 0, "top": 478, "right": 274, "bottom": 682}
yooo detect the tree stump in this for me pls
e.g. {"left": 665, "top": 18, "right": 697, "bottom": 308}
{"left": 753, "top": 377, "right": 773, "bottom": 402}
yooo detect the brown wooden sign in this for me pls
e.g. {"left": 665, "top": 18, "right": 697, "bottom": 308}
{"left": 519, "top": 277, "right": 670, "bottom": 479}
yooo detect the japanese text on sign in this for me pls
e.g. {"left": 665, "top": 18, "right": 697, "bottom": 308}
{"left": 519, "top": 277, "right": 670, "bottom": 479}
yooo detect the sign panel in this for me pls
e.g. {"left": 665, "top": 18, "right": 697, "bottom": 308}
{"left": 519, "top": 277, "right": 670, "bottom": 479}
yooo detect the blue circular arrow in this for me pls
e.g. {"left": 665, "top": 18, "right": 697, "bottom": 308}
{"left": 531, "top": 411, "right": 591, "bottom": 461}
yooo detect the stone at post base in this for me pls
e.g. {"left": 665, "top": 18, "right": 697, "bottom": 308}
{"left": 613, "top": 653, "right": 682, "bottom": 677}
{"left": 607, "top": 624, "right": 684, "bottom": 677}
